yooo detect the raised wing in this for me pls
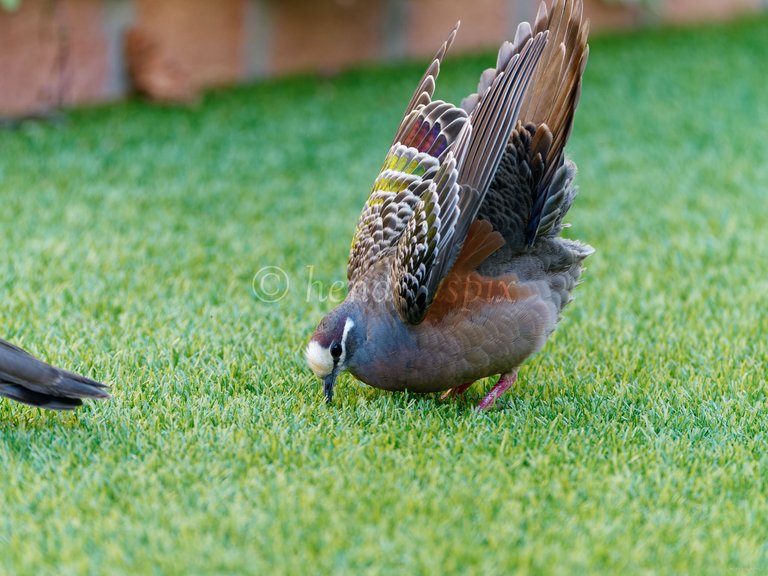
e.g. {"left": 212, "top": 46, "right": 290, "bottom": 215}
{"left": 467, "top": 0, "right": 590, "bottom": 246}
{"left": 347, "top": 25, "right": 468, "bottom": 286}
{"left": 391, "top": 32, "right": 549, "bottom": 324}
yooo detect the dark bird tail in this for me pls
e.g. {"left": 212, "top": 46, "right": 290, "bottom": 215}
{"left": 0, "top": 339, "right": 109, "bottom": 411}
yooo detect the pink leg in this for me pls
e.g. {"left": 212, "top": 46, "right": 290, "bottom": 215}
{"left": 440, "top": 382, "right": 473, "bottom": 401}
{"left": 477, "top": 371, "right": 518, "bottom": 410}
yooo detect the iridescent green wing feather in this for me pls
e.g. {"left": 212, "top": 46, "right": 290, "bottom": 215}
{"left": 348, "top": 145, "right": 440, "bottom": 285}
{"left": 347, "top": 25, "right": 468, "bottom": 286}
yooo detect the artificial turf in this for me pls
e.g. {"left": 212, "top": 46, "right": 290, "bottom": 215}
{"left": 1, "top": 14, "right": 767, "bottom": 575}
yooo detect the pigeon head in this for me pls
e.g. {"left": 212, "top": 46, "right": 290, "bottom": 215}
{"left": 306, "top": 303, "right": 361, "bottom": 403}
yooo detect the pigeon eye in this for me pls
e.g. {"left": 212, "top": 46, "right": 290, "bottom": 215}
{"left": 330, "top": 342, "right": 343, "bottom": 359}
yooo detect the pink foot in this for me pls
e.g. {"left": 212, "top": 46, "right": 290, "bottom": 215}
{"left": 477, "top": 371, "right": 518, "bottom": 410}
{"left": 440, "top": 382, "right": 473, "bottom": 401}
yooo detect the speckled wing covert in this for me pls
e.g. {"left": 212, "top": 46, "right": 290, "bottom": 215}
{"left": 347, "top": 25, "right": 468, "bottom": 287}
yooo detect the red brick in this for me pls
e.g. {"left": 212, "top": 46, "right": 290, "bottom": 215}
{"left": 135, "top": 0, "right": 243, "bottom": 88}
{"left": 663, "top": 0, "right": 760, "bottom": 24}
{"left": 271, "top": 0, "right": 385, "bottom": 75}
{"left": 0, "top": 0, "right": 107, "bottom": 117}
{"left": 583, "top": 0, "right": 643, "bottom": 32}
{"left": 406, "top": 0, "right": 510, "bottom": 58}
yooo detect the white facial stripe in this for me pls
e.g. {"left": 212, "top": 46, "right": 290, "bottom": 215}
{"left": 306, "top": 340, "right": 333, "bottom": 378}
{"left": 339, "top": 318, "right": 355, "bottom": 364}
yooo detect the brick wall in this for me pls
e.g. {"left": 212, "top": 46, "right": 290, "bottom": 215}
{"left": 0, "top": 0, "right": 108, "bottom": 116}
{"left": 1, "top": 0, "right": 765, "bottom": 117}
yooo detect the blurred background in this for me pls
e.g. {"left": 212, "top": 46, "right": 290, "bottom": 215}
{"left": 1, "top": 0, "right": 766, "bottom": 118}
{"left": 1, "top": 2, "right": 768, "bottom": 572}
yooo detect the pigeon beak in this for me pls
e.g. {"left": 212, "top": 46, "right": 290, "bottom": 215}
{"left": 323, "top": 372, "right": 337, "bottom": 404}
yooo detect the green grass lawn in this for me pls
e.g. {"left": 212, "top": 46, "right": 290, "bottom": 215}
{"left": 1, "top": 15, "right": 767, "bottom": 575}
